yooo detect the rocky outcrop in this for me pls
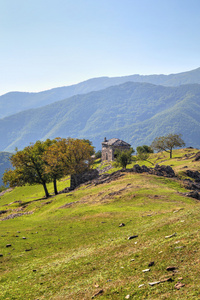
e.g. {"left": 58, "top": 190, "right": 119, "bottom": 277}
{"left": 185, "top": 170, "right": 200, "bottom": 182}
{"left": 193, "top": 151, "right": 200, "bottom": 161}
{"left": 131, "top": 164, "right": 175, "bottom": 177}
{"left": 182, "top": 169, "right": 200, "bottom": 200}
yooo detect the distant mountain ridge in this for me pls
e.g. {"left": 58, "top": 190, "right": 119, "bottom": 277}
{"left": 0, "top": 81, "right": 200, "bottom": 152}
{"left": 1, "top": 67, "right": 200, "bottom": 119}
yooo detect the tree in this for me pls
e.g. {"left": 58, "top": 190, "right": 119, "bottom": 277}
{"left": 44, "top": 138, "right": 94, "bottom": 191}
{"left": 136, "top": 145, "right": 154, "bottom": 165}
{"left": 136, "top": 145, "right": 153, "bottom": 154}
{"left": 114, "top": 148, "right": 135, "bottom": 169}
{"left": 151, "top": 133, "right": 185, "bottom": 158}
{"left": 82, "top": 139, "right": 95, "bottom": 155}
{"left": 43, "top": 138, "right": 68, "bottom": 195}
{"left": 64, "top": 138, "right": 94, "bottom": 174}
{"left": 3, "top": 140, "right": 53, "bottom": 198}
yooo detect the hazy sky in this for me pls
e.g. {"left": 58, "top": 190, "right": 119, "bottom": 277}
{"left": 1, "top": 0, "right": 200, "bottom": 95}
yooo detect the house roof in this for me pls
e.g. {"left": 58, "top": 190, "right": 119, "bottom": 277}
{"left": 102, "top": 138, "right": 131, "bottom": 147}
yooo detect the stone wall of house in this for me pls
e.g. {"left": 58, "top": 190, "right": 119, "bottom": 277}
{"left": 102, "top": 145, "right": 131, "bottom": 162}
{"left": 101, "top": 146, "right": 114, "bottom": 161}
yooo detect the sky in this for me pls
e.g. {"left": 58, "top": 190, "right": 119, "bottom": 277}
{"left": 0, "top": 0, "right": 200, "bottom": 95}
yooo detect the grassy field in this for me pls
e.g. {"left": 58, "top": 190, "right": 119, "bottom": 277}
{"left": 0, "top": 148, "right": 200, "bottom": 299}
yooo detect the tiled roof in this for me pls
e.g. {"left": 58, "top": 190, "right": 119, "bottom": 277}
{"left": 102, "top": 138, "right": 130, "bottom": 147}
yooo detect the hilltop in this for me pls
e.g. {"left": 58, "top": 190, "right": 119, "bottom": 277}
{"left": 0, "top": 148, "right": 200, "bottom": 299}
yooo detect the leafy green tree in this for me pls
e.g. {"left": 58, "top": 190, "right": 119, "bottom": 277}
{"left": 3, "top": 140, "right": 53, "bottom": 198}
{"left": 43, "top": 138, "right": 68, "bottom": 195}
{"left": 136, "top": 145, "right": 154, "bottom": 165}
{"left": 114, "top": 148, "right": 134, "bottom": 169}
{"left": 136, "top": 145, "right": 153, "bottom": 154}
{"left": 151, "top": 133, "right": 185, "bottom": 158}
{"left": 82, "top": 139, "right": 95, "bottom": 155}
{"left": 44, "top": 138, "right": 94, "bottom": 192}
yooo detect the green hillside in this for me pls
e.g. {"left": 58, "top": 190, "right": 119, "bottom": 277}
{"left": 0, "top": 149, "right": 200, "bottom": 299}
{"left": 0, "top": 82, "right": 200, "bottom": 152}
{"left": 0, "top": 67, "right": 200, "bottom": 119}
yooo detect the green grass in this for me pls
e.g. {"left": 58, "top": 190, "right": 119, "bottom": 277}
{"left": 0, "top": 149, "right": 200, "bottom": 299}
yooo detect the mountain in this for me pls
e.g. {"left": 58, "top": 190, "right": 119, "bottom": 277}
{"left": 0, "top": 82, "right": 200, "bottom": 152}
{"left": 1, "top": 67, "right": 200, "bottom": 119}
{"left": 0, "top": 152, "right": 12, "bottom": 186}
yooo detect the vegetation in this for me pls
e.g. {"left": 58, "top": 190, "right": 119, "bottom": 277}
{"left": 1, "top": 67, "right": 200, "bottom": 119}
{"left": 151, "top": 134, "right": 185, "bottom": 158}
{"left": 136, "top": 145, "right": 153, "bottom": 154}
{"left": 3, "top": 138, "right": 94, "bottom": 198}
{"left": 136, "top": 145, "right": 154, "bottom": 165}
{"left": 0, "top": 148, "right": 200, "bottom": 299}
{"left": 114, "top": 148, "right": 135, "bottom": 169}
{"left": 0, "top": 152, "right": 12, "bottom": 186}
{"left": 95, "top": 150, "right": 102, "bottom": 159}
{"left": 1, "top": 82, "right": 200, "bottom": 152}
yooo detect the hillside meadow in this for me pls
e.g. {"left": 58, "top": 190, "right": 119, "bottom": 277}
{"left": 0, "top": 148, "right": 200, "bottom": 299}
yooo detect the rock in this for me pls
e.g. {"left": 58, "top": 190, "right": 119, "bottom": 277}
{"left": 165, "top": 233, "right": 176, "bottom": 239}
{"left": 22, "top": 237, "right": 26, "bottom": 239}
{"left": 150, "top": 165, "right": 175, "bottom": 178}
{"left": 166, "top": 266, "right": 177, "bottom": 271}
{"left": 91, "top": 289, "right": 104, "bottom": 298}
{"left": 148, "top": 261, "right": 155, "bottom": 267}
{"left": 160, "top": 277, "right": 173, "bottom": 283}
{"left": 142, "top": 268, "right": 150, "bottom": 272}
{"left": 148, "top": 281, "right": 160, "bottom": 286}
{"left": 128, "top": 235, "right": 138, "bottom": 240}
{"left": 132, "top": 164, "right": 143, "bottom": 173}
{"left": 130, "top": 259, "right": 135, "bottom": 261}
{"left": 186, "top": 170, "right": 200, "bottom": 181}
{"left": 6, "top": 244, "right": 11, "bottom": 247}
{"left": 185, "top": 191, "right": 200, "bottom": 200}
{"left": 138, "top": 284, "right": 144, "bottom": 288}
{"left": 193, "top": 151, "right": 200, "bottom": 161}
{"left": 125, "top": 295, "right": 130, "bottom": 299}
{"left": 175, "top": 282, "right": 185, "bottom": 289}
{"left": 119, "top": 223, "right": 125, "bottom": 227}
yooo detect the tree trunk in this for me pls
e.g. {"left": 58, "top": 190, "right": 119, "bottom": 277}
{"left": 42, "top": 182, "right": 50, "bottom": 198}
{"left": 170, "top": 149, "right": 172, "bottom": 159}
{"left": 53, "top": 178, "right": 58, "bottom": 195}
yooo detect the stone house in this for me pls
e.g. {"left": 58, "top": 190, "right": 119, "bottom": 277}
{"left": 101, "top": 137, "right": 131, "bottom": 162}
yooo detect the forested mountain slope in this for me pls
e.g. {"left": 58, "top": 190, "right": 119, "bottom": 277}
{"left": 0, "top": 82, "right": 200, "bottom": 152}
{"left": 0, "top": 152, "right": 12, "bottom": 186}
{"left": 0, "top": 67, "right": 200, "bottom": 119}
